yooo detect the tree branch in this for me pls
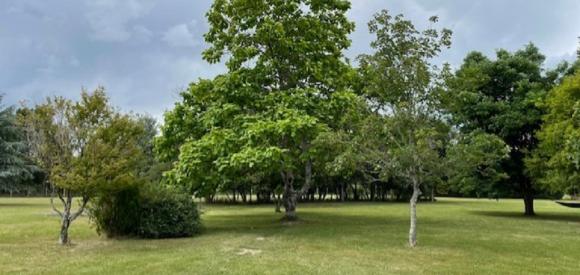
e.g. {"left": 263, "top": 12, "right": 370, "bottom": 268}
{"left": 49, "top": 188, "right": 63, "bottom": 218}
{"left": 70, "top": 195, "right": 90, "bottom": 221}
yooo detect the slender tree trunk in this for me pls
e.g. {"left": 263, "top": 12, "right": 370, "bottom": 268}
{"left": 59, "top": 215, "right": 71, "bottom": 245}
{"left": 58, "top": 190, "right": 73, "bottom": 245}
{"left": 275, "top": 194, "right": 281, "bottom": 213}
{"left": 431, "top": 185, "right": 435, "bottom": 202}
{"left": 341, "top": 182, "right": 345, "bottom": 202}
{"left": 409, "top": 180, "right": 421, "bottom": 248}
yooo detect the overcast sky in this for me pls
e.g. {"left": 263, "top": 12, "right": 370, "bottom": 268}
{"left": 2, "top": 0, "right": 579, "bottom": 120}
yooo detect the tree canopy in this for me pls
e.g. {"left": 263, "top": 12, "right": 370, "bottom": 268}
{"left": 445, "top": 44, "right": 556, "bottom": 215}
{"left": 530, "top": 72, "right": 580, "bottom": 198}
{"left": 0, "top": 97, "right": 36, "bottom": 195}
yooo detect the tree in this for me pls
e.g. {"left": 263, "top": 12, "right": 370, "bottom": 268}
{"left": 0, "top": 97, "right": 35, "bottom": 196}
{"left": 445, "top": 44, "right": 555, "bottom": 215}
{"left": 529, "top": 72, "right": 580, "bottom": 198}
{"left": 161, "top": 0, "right": 357, "bottom": 220}
{"left": 357, "top": 10, "right": 452, "bottom": 247}
{"left": 20, "top": 88, "right": 144, "bottom": 245}
{"left": 445, "top": 132, "right": 510, "bottom": 198}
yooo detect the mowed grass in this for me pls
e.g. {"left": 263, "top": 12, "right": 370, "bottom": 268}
{"left": 1, "top": 198, "right": 580, "bottom": 274}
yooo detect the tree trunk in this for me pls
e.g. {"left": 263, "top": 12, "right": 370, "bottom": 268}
{"left": 58, "top": 190, "right": 73, "bottom": 245}
{"left": 431, "top": 185, "right": 435, "bottom": 202}
{"left": 283, "top": 191, "right": 297, "bottom": 220}
{"left": 51, "top": 188, "right": 89, "bottom": 245}
{"left": 59, "top": 215, "right": 71, "bottom": 245}
{"left": 281, "top": 162, "right": 312, "bottom": 220}
{"left": 281, "top": 171, "right": 297, "bottom": 220}
{"left": 522, "top": 180, "right": 535, "bottom": 216}
{"left": 523, "top": 192, "right": 535, "bottom": 216}
{"left": 409, "top": 181, "right": 421, "bottom": 248}
{"left": 275, "top": 194, "right": 281, "bottom": 213}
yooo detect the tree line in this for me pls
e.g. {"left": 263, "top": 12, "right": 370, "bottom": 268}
{"left": 2, "top": 0, "right": 580, "bottom": 248}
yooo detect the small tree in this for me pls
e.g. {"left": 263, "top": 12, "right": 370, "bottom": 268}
{"left": 358, "top": 10, "right": 452, "bottom": 247}
{"left": 20, "top": 88, "right": 143, "bottom": 245}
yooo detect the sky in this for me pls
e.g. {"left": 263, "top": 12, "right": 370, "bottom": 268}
{"left": 2, "top": 0, "right": 580, "bottom": 120}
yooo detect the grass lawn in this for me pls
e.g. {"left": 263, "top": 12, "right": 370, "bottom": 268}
{"left": 1, "top": 197, "right": 579, "bottom": 274}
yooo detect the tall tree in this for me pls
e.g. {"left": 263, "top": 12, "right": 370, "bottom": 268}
{"left": 446, "top": 44, "right": 554, "bottom": 215}
{"left": 357, "top": 10, "right": 452, "bottom": 247}
{"left": 161, "top": 0, "right": 357, "bottom": 220}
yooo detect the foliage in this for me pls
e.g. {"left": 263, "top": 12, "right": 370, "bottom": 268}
{"left": 0, "top": 97, "right": 37, "bottom": 195}
{"left": 445, "top": 132, "right": 510, "bottom": 197}
{"left": 357, "top": 9, "right": 452, "bottom": 247}
{"left": 159, "top": 0, "right": 361, "bottom": 219}
{"left": 203, "top": 0, "right": 354, "bottom": 89}
{"left": 18, "top": 88, "right": 147, "bottom": 244}
{"left": 445, "top": 44, "right": 556, "bottom": 215}
{"left": 90, "top": 184, "right": 201, "bottom": 239}
{"left": 530, "top": 72, "right": 580, "bottom": 198}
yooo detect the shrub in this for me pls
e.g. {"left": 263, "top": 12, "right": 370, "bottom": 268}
{"left": 90, "top": 184, "right": 202, "bottom": 239}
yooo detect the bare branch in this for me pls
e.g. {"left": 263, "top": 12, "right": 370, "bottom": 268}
{"left": 49, "top": 189, "right": 63, "bottom": 218}
{"left": 70, "top": 195, "right": 90, "bottom": 221}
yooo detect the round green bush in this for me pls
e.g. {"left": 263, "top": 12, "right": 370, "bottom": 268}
{"left": 90, "top": 185, "right": 202, "bottom": 239}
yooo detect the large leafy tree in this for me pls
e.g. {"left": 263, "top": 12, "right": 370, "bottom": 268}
{"left": 530, "top": 72, "right": 580, "bottom": 198}
{"left": 357, "top": 10, "right": 452, "bottom": 247}
{"left": 160, "top": 0, "right": 357, "bottom": 220}
{"left": 20, "top": 88, "right": 145, "bottom": 245}
{"left": 0, "top": 97, "right": 35, "bottom": 196}
{"left": 446, "top": 44, "right": 555, "bottom": 215}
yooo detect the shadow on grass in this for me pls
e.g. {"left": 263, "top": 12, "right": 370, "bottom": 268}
{"left": 469, "top": 210, "right": 580, "bottom": 223}
{"left": 202, "top": 209, "right": 452, "bottom": 238}
{"left": 0, "top": 202, "right": 48, "bottom": 207}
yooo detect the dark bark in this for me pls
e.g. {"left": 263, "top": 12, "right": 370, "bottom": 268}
{"left": 521, "top": 180, "right": 535, "bottom": 216}
{"left": 283, "top": 191, "right": 297, "bottom": 220}
{"left": 281, "top": 171, "right": 297, "bottom": 220}
{"left": 280, "top": 157, "right": 312, "bottom": 220}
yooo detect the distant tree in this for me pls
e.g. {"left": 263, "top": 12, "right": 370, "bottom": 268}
{"left": 134, "top": 115, "right": 169, "bottom": 183}
{"left": 445, "top": 132, "right": 510, "bottom": 197}
{"left": 445, "top": 44, "right": 555, "bottom": 215}
{"left": 20, "top": 88, "right": 144, "bottom": 245}
{"left": 0, "top": 97, "right": 35, "bottom": 196}
{"left": 357, "top": 10, "right": 452, "bottom": 247}
{"left": 528, "top": 72, "right": 580, "bottom": 198}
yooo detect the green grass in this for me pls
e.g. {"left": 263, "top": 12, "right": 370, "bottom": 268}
{"left": 1, "top": 198, "right": 579, "bottom": 274}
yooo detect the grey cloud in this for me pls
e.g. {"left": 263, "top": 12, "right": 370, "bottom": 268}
{"left": 84, "top": 0, "right": 156, "bottom": 42}
{"left": 1, "top": 0, "right": 579, "bottom": 121}
{"left": 162, "top": 21, "right": 201, "bottom": 48}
